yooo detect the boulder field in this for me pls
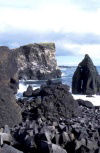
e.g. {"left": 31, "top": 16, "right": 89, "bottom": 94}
{"left": 1, "top": 81, "right": 99, "bottom": 153}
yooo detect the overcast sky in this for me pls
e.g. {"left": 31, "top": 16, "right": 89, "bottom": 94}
{"left": 0, "top": 0, "right": 100, "bottom": 65}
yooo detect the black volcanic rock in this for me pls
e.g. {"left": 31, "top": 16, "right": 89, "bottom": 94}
{"left": 21, "top": 82, "right": 80, "bottom": 121}
{"left": 13, "top": 98, "right": 100, "bottom": 153}
{"left": 0, "top": 46, "right": 18, "bottom": 93}
{"left": 77, "top": 99, "right": 94, "bottom": 109}
{"left": 23, "top": 85, "right": 33, "bottom": 97}
{"left": 13, "top": 43, "right": 61, "bottom": 80}
{"left": 0, "top": 87, "right": 22, "bottom": 128}
{"left": 72, "top": 54, "right": 100, "bottom": 95}
{"left": 0, "top": 46, "right": 22, "bottom": 128}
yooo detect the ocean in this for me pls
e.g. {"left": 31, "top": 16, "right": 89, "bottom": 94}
{"left": 17, "top": 66, "right": 100, "bottom": 106}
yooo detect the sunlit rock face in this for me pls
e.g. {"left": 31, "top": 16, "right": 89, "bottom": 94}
{"left": 13, "top": 43, "right": 61, "bottom": 80}
{"left": 72, "top": 54, "right": 100, "bottom": 95}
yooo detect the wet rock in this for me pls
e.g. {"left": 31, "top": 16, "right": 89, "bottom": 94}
{"left": 77, "top": 99, "right": 94, "bottom": 108}
{"left": 72, "top": 54, "right": 100, "bottom": 95}
{"left": 22, "top": 83, "right": 80, "bottom": 120}
{"left": 23, "top": 86, "right": 33, "bottom": 97}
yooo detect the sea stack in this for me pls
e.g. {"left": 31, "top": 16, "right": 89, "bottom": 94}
{"left": 72, "top": 54, "right": 100, "bottom": 95}
{"left": 13, "top": 43, "right": 61, "bottom": 80}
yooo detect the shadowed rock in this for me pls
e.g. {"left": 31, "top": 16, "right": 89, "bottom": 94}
{"left": 0, "top": 87, "right": 22, "bottom": 128}
{"left": 72, "top": 54, "right": 100, "bottom": 95}
{"left": 22, "top": 82, "right": 80, "bottom": 121}
{"left": 0, "top": 46, "right": 18, "bottom": 93}
{"left": 0, "top": 46, "right": 22, "bottom": 128}
{"left": 77, "top": 99, "right": 94, "bottom": 109}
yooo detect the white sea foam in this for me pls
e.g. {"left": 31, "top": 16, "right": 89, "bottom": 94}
{"left": 18, "top": 82, "right": 28, "bottom": 93}
{"left": 16, "top": 81, "right": 40, "bottom": 99}
{"left": 73, "top": 94, "right": 100, "bottom": 106}
{"left": 61, "top": 72, "right": 66, "bottom": 77}
{"left": 16, "top": 81, "right": 100, "bottom": 106}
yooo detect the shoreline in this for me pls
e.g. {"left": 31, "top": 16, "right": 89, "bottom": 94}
{"left": 17, "top": 80, "right": 100, "bottom": 106}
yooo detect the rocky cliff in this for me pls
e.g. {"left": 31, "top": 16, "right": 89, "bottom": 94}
{"left": 13, "top": 43, "right": 61, "bottom": 80}
{"left": 0, "top": 46, "right": 22, "bottom": 128}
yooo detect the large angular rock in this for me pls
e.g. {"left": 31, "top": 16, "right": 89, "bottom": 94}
{"left": 0, "top": 87, "right": 22, "bottom": 128}
{"left": 77, "top": 99, "right": 94, "bottom": 109}
{"left": 72, "top": 54, "right": 100, "bottom": 95}
{"left": 0, "top": 46, "right": 18, "bottom": 93}
{"left": 22, "top": 82, "right": 80, "bottom": 120}
{"left": 0, "top": 144, "right": 23, "bottom": 153}
{"left": 13, "top": 43, "right": 61, "bottom": 80}
{"left": 0, "top": 46, "right": 22, "bottom": 128}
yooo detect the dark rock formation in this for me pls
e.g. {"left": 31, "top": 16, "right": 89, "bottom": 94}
{"left": 11, "top": 96, "right": 100, "bottom": 153}
{"left": 23, "top": 85, "right": 33, "bottom": 97}
{"left": 0, "top": 46, "right": 18, "bottom": 93}
{"left": 0, "top": 81, "right": 99, "bottom": 153}
{"left": 13, "top": 43, "right": 61, "bottom": 80}
{"left": 0, "top": 46, "right": 22, "bottom": 128}
{"left": 77, "top": 99, "right": 94, "bottom": 109}
{"left": 72, "top": 54, "right": 100, "bottom": 95}
{"left": 0, "top": 87, "right": 22, "bottom": 128}
{"left": 21, "top": 82, "right": 80, "bottom": 121}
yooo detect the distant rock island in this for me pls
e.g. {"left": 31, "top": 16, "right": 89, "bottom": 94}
{"left": 13, "top": 43, "right": 61, "bottom": 80}
{"left": 72, "top": 54, "right": 100, "bottom": 95}
{"left": 59, "top": 66, "right": 76, "bottom": 68}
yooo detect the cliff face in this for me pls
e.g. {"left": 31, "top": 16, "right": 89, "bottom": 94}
{"left": 0, "top": 46, "right": 18, "bottom": 93}
{"left": 0, "top": 46, "right": 22, "bottom": 128}
{"left": 13, "top": 43, "right": 61, "bottom": 80}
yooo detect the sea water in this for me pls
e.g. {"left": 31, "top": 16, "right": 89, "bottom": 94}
{"left": 16, "top": 66, "right": 100, "bottom": 106}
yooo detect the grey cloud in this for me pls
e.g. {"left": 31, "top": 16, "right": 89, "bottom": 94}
{"left": 0, "top": 30, "right": 100, "bottom": 57}
{"left": 56, "top": 48, "right": 77, "bottom": 56}
{"left": 70, "top": 0, "right": 100, "bottom": 11}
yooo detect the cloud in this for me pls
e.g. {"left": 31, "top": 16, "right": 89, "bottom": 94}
{"left": 63, "top": 43, "right": 100, "bottom": 60}
{"left": 0, "top": 0, "right": 100, "bottom": 65}
{"left": 1, "top": 30, "right": 100, "bottom": 58}
{"left": 70, "top": 0, "right": 100, "bottom": 11}
{"left": 0, "top": 1, "right": 100, "bottom": 34}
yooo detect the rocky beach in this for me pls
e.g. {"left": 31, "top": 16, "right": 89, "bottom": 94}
{"left": 0, "top": 43, "right": 100, "bottom": 153}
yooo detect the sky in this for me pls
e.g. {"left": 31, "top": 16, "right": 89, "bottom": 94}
{"left": 0, "top": 0, "right": 100, "bottom": 65}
